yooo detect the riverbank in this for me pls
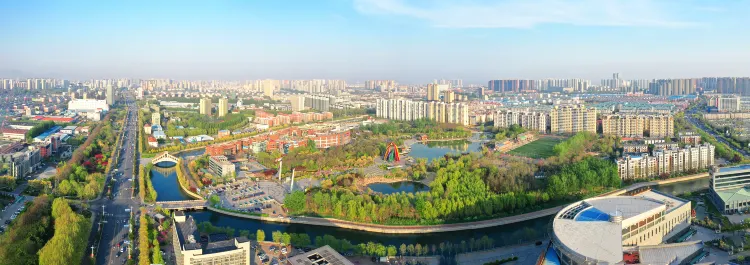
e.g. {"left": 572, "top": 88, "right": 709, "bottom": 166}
{"left": 192, "top": 172, "right": 711, "bottom": 234}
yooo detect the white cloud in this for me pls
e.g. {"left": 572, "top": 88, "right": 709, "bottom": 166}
{"left": 353, "top": 0, "right": 701, "bottom": 28}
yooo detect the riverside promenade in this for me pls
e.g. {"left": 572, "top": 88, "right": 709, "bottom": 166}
{"left": 197, "top": 172, "right": 710, "bottom": 234}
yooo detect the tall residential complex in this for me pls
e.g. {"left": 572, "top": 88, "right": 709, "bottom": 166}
{"left": 426, "top": 84, "right": 440, "bottom": 101}
{"left": 305, "top": 95, "right": 331, "bottom": 112}
{"left": 601, "top": 114, "right": 674, "bottom": 138}
{"left": 262, "top": 79, "right": 275, "bottom": 97}
{"left": 538, "top": 78, "right": 591, "bottom": 92}
{"left": 488, "top": 79, "right": 536, "bottom": 92}
{"left": 376, "top": 98, "right": 469, "bottom": 126}
{"left": 616, "top": 144, "right": 715, "bottom": 180}
{"left": 365, "top": 80, "right": 397, "bottom": 92}
{"left": 701, "top": 77, "right": 750, "bottom": 95}
{"left": 443, "top": 90, "right": 455, "bottom": 103}
{"left": 199, "top": 98, "right": 211, "bottom": 116}
{"left": 106, "top": 85, "right": 115, "bottom": 106}
{"left": 289, "top": 95, "right": 305, "bottom": 111}
{"left": 649, "top": 79, "right": 696, "bottom": 96}
{"left": 493, "top": 105, "right": 596, "bottom": 134}
{"left": 494, "top": 110, "right": 548, "bottom": 133}
{"left": 549, "top": 105, "right": 597, "bottom": 134}
{"left": 218, "top": 97, "right": 229, "bottom": 117}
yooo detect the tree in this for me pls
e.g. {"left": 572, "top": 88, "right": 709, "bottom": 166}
{"left": 400, "top": 244, "right": 407, "bottom": 257}
{"left": 257, "top": 229, "right": 266, "bottom": 242}
{"left": 387, "top": 245, "right": 397, "bottom": 257}
{"left": 272, "top": 231, "right": 282, "bottom": 244}
{"left": 284, "top": 191, "right": 306, "bottom": 213}
{"left": 39, "top": 198, "right": 91, "bottom": 265}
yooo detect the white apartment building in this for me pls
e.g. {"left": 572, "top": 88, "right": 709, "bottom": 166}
{"left": 375, "top": 98, "right": 469, "bottom": 126}
{"left": 549, "top": 105, "right": 597, "bottom": 134}
{"left": 617, "top": 144, "right": 715, "bottom": 180}
{"left": 68, "top": 99, "right": 109, "bottom": 112}
{"left": 601, "top": 114, "right": 674, "bottom": 138}
{"left": 494, "top": 109, "right": 548, "bottom": 132}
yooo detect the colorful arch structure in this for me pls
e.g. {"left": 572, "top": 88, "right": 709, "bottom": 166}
{"left": 384, "top": 142, "right": 400, "bottom": 162}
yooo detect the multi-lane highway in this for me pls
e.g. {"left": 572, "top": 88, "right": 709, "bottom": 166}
{"left": 88, "top": 95, "right": 141, "bottom": 265}
{"left": 686, "top": 109, "right": 750, "bottom": 158}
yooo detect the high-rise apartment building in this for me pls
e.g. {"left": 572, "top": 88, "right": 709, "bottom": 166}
{"left": 649, "top": 79, "right": 697, "bottom": 96}
{"left": 488, "top": 79, "right": 536, "bottom": 92}
{"left": 199, "top": 98, "right": 212, "bottom": 116}
{"left": 601, "top": 114, "right": 674, "bottom": 138}
{"left": 263, "top": 79, "right": 274, "bottom": 97}
{"left": 290, "top": 95, "right": 305, "bottom": 111}
{"left": 365, "top": 80, "right": 397, "bottom": 91}
{"left": 549, "top": 105, "right": 597, "bottom": 134}
{"left": 305, "top": 95, "right": 330, "bottom": 112}
{"left": 106, "top": 85, "right": 115, "bottom": 106}
{"left": 218, "top": 97, "right": 229, "bottom": 117}
{"left": 426, "top": 84, "right": 440, "bottom": 101}
{"left": 376, "top": 98, "right": 469, "bottom": 126}
{"left": 494, "top": 110, "right": 548, "bottom": 133}
{"left": 443, "top": 90, "right": 455, "bottom": 103}
{"left": 617, "top": 144, "right": 714, "bottom": 180}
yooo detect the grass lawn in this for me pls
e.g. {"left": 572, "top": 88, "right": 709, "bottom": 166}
{"left": 507, "top": 137, "right": 563, "bottom": 159}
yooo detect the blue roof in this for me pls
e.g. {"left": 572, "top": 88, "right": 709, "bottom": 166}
{"left": 718, "top": 164, "right": 750, "bottom": 173}
{"left": 575, "top": 208, "right": 610, "bottom": 222}
{"left": 34, "top": 126, "right": 62, "bottom": 140}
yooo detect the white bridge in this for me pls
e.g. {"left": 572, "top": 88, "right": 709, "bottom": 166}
{"left": 155, "top": 200, "right": 207, "bottom": 210}
{"left": 152, "top": 151, "right": 178, "bottom": 164}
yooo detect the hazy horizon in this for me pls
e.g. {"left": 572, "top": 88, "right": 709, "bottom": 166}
{"left": 2, "top": 0, "right": 750, "bottom": 83}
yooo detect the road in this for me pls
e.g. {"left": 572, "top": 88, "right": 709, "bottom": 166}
{"left": 686, "top": 110, "right": 750, "bottom": 158}
{"left": 88, "top": 95, "right": 141, "bottom": 265}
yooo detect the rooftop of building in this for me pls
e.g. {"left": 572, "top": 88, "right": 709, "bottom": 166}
{"left": 174, "top": 213, "right": 247, "bottom": 255}
{"left": 636, "top": 240, "right": 704, "bottom": 265}
{"left": 714, "top": 164, "right": 750, "bottom": 174}
{"left": 175, "top": 215, "right": 201, "bottom": 251}
{"left": 713, "top": 187, "right": 750, "bottom": 204}
{"left": 0, "top": 128, "right": 28, "bottom": 134}
{"left": 552, "top": 190, "right": 689, "bottom": 264}
{"left": 287, "top": 245, "right": 354, "bottom": 265}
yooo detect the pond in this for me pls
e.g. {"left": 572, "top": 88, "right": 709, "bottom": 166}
{"left": 407, "top": 140, "right": 483, "bottom": 162}
{"left": 367, "top": 181, "right": 430, "bottom": 194}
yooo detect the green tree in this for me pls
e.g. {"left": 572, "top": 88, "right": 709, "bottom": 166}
{"left": 257, "top": 229, "right": 266, "bottom": 242}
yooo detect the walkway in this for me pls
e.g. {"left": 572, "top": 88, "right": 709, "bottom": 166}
{"left": 155, "top": 200, "right": 207, "bottom": 210}
{"left": 203, "top": 172, "right": 711, "bottom": 234}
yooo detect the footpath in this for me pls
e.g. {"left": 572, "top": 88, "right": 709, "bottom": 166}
{"left": 194, "top": 172, "right": 710, "bottom": 234}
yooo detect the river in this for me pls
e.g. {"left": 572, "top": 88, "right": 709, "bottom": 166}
{"left": 150, "top": 149, "right": 710, "bottom": 248}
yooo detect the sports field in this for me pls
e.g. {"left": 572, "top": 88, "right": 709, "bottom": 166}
{"left": 507, "top": 137, "right": 563, "bottom": 159}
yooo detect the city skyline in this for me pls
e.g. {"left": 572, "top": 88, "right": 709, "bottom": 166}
{"left": 2, "top": 0, "right": 750, "bottom": 82}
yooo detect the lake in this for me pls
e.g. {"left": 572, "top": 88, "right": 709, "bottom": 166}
{"left": 367, "top": 181, "right": 430, "bottom": 194}
{"left": 407, "top": 140, "right": 483, "bottom": 162}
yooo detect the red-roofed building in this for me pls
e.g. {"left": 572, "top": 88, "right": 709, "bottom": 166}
{"left": 0, "top": 128, "right": 28, "bottom": 140}
{"left": 148, "top": 136, "right": 158, "bottom": 148}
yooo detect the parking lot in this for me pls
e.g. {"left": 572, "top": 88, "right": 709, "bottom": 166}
{"left": 206, "top": 179, "right": 289, "bottom": 218}
{"left": 0, "top": 195, "right": 28, "bottom": 234}
{"left": 255, "top": 241, "right": 305, "bottom": 265}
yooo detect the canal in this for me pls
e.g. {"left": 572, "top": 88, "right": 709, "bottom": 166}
{"left": 151, "top": 149, "right": 711, "bottom": 248}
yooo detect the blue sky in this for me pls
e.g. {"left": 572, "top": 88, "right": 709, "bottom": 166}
{"left": 1, "top": 0, "right": 749, "bottom": 84}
